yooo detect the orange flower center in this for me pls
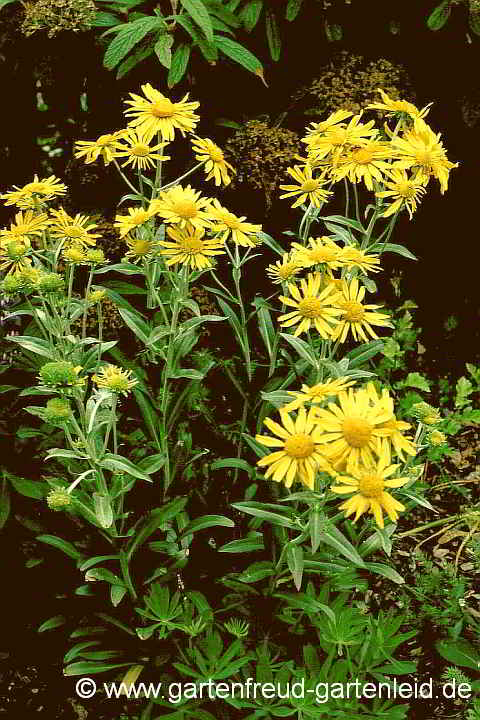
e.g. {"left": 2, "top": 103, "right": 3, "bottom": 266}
{"left": 396, "top": 181, "right": 416, "bottom": 198}
{"left": 284, "top": 433, "right": 315, "bottom": 458}
{"left": 151, "top": 99, "right": 175, "bottom": 118}
{"left": 179, "top": 237, "right": 204, "bottom": 254}
{"left": 172, "top": 200, "right": 198, "bottom": 219}
{"left": 342, "top": 416, "right": 372, "bottom": 448}
{"left": 24, "top": 182, "right": 47, "bottom": 193}
{"left": 132, "top": 210, "right": 151, "bottom": 225}
{"left": 131, "top": 143, "right": 150, "bottom": 157}
{"left": 352, "top": 148, "right": 375, "bottom": 165}
{"left": 308, "top": 248, "right": 336, "bottom": 263}
{"left": 130, "top": 239, "right": 151, "bottom": 255}
{"left": 414, "top": 148, "right": 432, "bottom": 166}
{"left": 358, "top": 472, "right": 384, "bottom": 498}
{"left": 298, "top": 297, "right": 324, "bottom": 318}
{"left": 341, "top": 300, "right": 365, "bottom": 322}
{"left": 208, "top": 147, "right": 224, "bottom": 163}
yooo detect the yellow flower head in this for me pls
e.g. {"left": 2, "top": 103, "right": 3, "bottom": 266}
{"left": 92, "top": 364, "right": 138, "bottom": 395}
{"left": 191, "top": 136, "right": 235, "bottom": 187}
{"left": 88, "top": 288, "right": 107, "bottom": 303}
{"left": 208, "top": 199, "right": 262, "bottom": 247}
{"left": 283, "top": 377, "right": 357, "bottom": 412}
{"left": 290, "top": 236, "right": 344, "bottom": 270}
{"left": 0, "top": 239, "right": 32, "bottom": 275}
{"left": 74, "top": 130, "right": 127, "bottom": 165}
{"left": 303, "top": 113, "right": 377, "bottom": 164}
{"left": 332, "top": 140, "right": 394, "bottom": 191}
{"left": 375, "top": 168, "right": 427, "bottom": 219}
{"left": 278, "top": 271, "right": 342, "bottom": 338}
{"left": 279, "top": 164, "right": 332, "bottom": 208}
{"left": 49, "top": 208, "right": 100, "bottom": 246}
{"left": 266, "top": 253, "right": 302, "bottom": 285}
{"left": 159, "top": 224, "right": 226, "bottom": 270}
{"left": 123, "top": 235, "right": 159, "bottom": 263}
{"left": 123, "top": 84, "right": 200, "bottom": 142}
{"left": 363, "top": 382, "right": 416, "bottom": 462}
{"left": 62, "top": 243, "right": 87, "bottom": 264}
{"left": 114, "top": 207, "right": 155, "bottom": 238}
{"left": 330, "top": 450, "right": 409, "bottom": 529}
{"left": 0, "top": 210, "right": 49, "bottom": 243}
{"left": 151, "top": 185, "right": 213, "bottom": 231}
{"left": 332, "top": 277, "right": 391, "bottom": 344}
{"left": 339, "top": 246, "right": 381, "bottom": 275}
{"left": 256, "top": 407, "right": 333, "bottom": 489}
{"left": 112, "top": 128, "right": 170, "bottom": 171}
{"left": 367, "top": 88, "right": 432, "bottom": 122}
{"left": 1, "top": 175, "right": 67, "bottom": 209}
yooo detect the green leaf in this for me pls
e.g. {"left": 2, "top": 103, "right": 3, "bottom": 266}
{"left": 94, "top": 262, "right": 141, "bottom": 275}
{"left": 132, "top": 389, "right": 160, "bottom": 446}
{"left": 286, "top": 545, "right": 303, "bottom": 590}
{"left": 257, "top": 230, "right": 284, "bottom": 256}
{"left": 265, "top": 9, "right": 281, "bottom": 61}
{"left": 365, "top": 562, "right": 404, "bottom": 585}
{"left": 240, "top": 0, "right": 263, "bottom": 31}
{"left": 0, "top": 384, "right": 16, "bottom": 393}
{"left": 64, "top": 661, "right": 132, "bottom": 676}
{"left": 469, "top": 8, "right": 480, "bottom": 35}
{"left": 232, "top": 502, "right": 297, "bottom": 529}
{"left": 85, "top": 567, "right": 125, "bottom": 586}
{"left": 116, "top": 45, "right": 154, "bottom": 79}
{"left": 8, "top": 475, "right": 46, "bottom": 500}
{"left": 324, "top": 20, "right": 342, "bottom": 41}
{"left": 0, "top": 0, "right": 18, "bottom": 8}
{"left": 37, "top": 535, "right": 84, "bottom": 561}
{"left": 93, "top": 493, "right": 114, "bottom": 529}
{"left": 286, "top": 0, "right": 303, "bottom": 21}
{"left": 92, "top": 11, "right": 121, "bottom": 27}
{"left": 320, "top": 525, "right": 366, "bottom": 568}
{"left": 275, "top": 593, "right": 335, "bottom": 622}
{"left": 217, "top": 298, "right": 246, "bottom": 353}
{"left": 427, "top": 0, "right": 451, "bottom": 30}
{"left": 168, "top": 43, "right": 191, "bottom": 87}
{"left": 100, "top": 454, "right": 152, "bottom": 482}
{"left": 117, "top": 307, "right": 150, "bottom": 345}
{"left": 218, "top": 534, "right": 264, "bottom": 553}
{"left": 380, "top": 243, "right": 417, "bottom": 260}
{"left": 253, "top": 299, "right": 275, "bottom": 361}
{"left": 137, "top": 453, "right": 166, "bottom": 475}
{"left": 435, "top": 638, "right": 480, "bottom": 671}
{"left": 8, "top": 335, "right": 52, "bottom": 359}
{"left": 154, "top": 32, "right": 174, "bottom": 68}
{"left": 179, "top": 515, "right": 234, "bottom": 538}
{"left": 126, "top": 497, "right": 188, "bottom": 560}
{"left": 180, "top": 0, "right": 214, "bottom": 41}
{"left": 215, "top": 36, "right": 266, "bottom": 84}
{"left": 0, "top": 479, "right": 10, "bottom": 530}
{"left": 280, "top": 333, "right": 317, "bottom": 368}
{"left": 210, "top": 458, "right": 253, "bottom": 474}
{"left": 403, "top": 372, "right": 431, "bottom": 393}
{"left": 237, "top": 561, "right": 274, "bottom": 583}
{"left": 38, "top": 615, "right": 66, "bottom": 632}
{"left": 104, "top": 17, "right": 165, "bottom": 70}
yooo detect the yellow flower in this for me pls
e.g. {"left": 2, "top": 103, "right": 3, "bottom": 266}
{"left": 278, "top": 271, "right": 342, "bottom": 338}
{"left": 151, "top": 185, "right": 213, "bottom": 231}
{"left": 191, "top": 136, "right": 235, "bottom": 187}
{"left": 304, "top": 109, "right": 354, "bottom": 136}
{"left": 49, "top": 208, "right": 101, "bottom": 246}
{"left": 284, "top": 377, "right": 357, "bottom": 412}
{"left": 123, "top": 235, "right": 159, "bottom": 263}
{"left": 303, "top": 113, "right": 377, "bottom": 164}
{"left": 339, "top": 246, "right": 381, "bottom": 274}
{"left": 114, "top": 207, "right": 155, "bottom": 238}
{"left": 330, "top": 451, "right": 409, "bottom": 529}
{"left": 390, "top": 118, "right": 458, "bottom": 194}
{"left": 428, "top": 430, "right": 446, "bottom": 446}
{"left": 0, "top": 210, "right": 49, "bottom": 243}
{"left": 279, "top": 164, "right": 332, "bottom": 208}
{"left": 332, "top": 277, "right": 391, "bottom": 343}
{"left": 256, "top": 407, "right": 333, "bottom": 489}
{"left": 92, "top": 364, "right": 138, "bottom": 395}
{"left": 332, "top": 140, "right": 394, "bottom": 191}
{"left": 375, "top": 168, "right": 427, "bottom": 219}
{"left": 364, "top": 382, "right": 416, "bottom": 462}
{"left": 313, "top": 387, "right": 394, "bottom": 473}
{"left": 159, "top": 225, "right": 225, "bottom": 270}
{"left": 62, "top": 243, "right": 88, "bottom": 263}
{"left": 290, "top": 236, "right": 345, "bottom": 270}
{"left": 123, "top": 84, "right": 200, "bottom": 142}
{"left": 208, "top": 199, "right": 262, "bottom": 247}
{"left": 112, "top": 129, "right": 170, "bottom": 171}
{"left": 266, "top": 253, "right": 302, "bottom": 284}
{"left": 0, "top": 240, "right": 32, "bottom": 275}
{"left": 74, "top": 131, "right": 126, "bottom": 165}
{"left": 88, "top": 289, "right": 107, "bottom": 303}
{"left": 1, "top": 175, "right": 67, "bottom": 209}
{"left": 367, "top": 88, "right": 432, "bottom": 122}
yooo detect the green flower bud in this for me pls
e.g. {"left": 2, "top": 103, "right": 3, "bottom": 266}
{"left": 39, "top": 361, "right": 85, "bottom": 388}
{"left": 44, "top": 397, "right": 72, "bottom": 424}
{"left": 1, "top": 274, "right": 25, "bottom": 295}
{"left": 410, "top": 401, "right": 441, "bottom": 425}
{"left": 428, "top": 430, "right": 446, "bottom": 446}
{"left": 87, "top": 288, "right": 106, "bottom": 303}
{"left": 37, "top": 272, "right": 65, "bottom": 294}
{"left": 46, "top": 488, "right": 71, "bottom": 511}
{"left": 86, "top": 249, "right": 106, "bottom": 265}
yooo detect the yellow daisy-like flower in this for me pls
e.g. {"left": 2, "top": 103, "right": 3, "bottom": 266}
{"left": 123, "top": 235, "right": 160, "bottom": 263}
{"left": 330, "top": 450, "right": 409, "bottom": 529}
{"left": 283, "top": 377, "right": 357, "bottom": 412}
{"left": 191, "top": 136, "right": 235, "bottom": 187}
{"left": 332, "top": 140, "right": 394, "bottom": 191}
{"left": 1, "top": 175, "right": 67, "bottom": 209}
{"left": 112, "top": 129, "right": 170, "bottom": 171}
{"left": 278, "top": 271, "right": 342, "bottom": 338}
{"left": 62, "top": 243, "right": 88, "bottom": 264}
{"left": 375, "top": 168, "right": 427, "bottom": 219}
{"left": 49, "top": 208, "right": 101, "bottom": 246}
{"left": 114, "top": 207, "right": 155, "bottom": 238}
{"left": 367, "top": 89, "right": 432, "bottom": 122}
{"left": 303, "top": 114, "right": 377, "bottom": 164}
{"left": 0, "top": 210, "right": 49, "bottom": 243}
{"left": 159, "top": 225, "right": 225, "bottom": 270}
{"left": 151, "top": 185, "right": 213, "bottom": 231}
{"left": 339, "top": 246, "right": 381, "bottom": 275}
{"left": 256, "top": 407, "right": 333, "bottom": 489}
{"left": 74, "top": 131, "right": 126, "bottom": 165}
{"left": 123, "top": 84, "right": 200, "bottom": 142}
{"left": 0, "top": 239, "right": 32, "bottom": 275}
{"left": 364, "top": 382, "right": 417, "bottom": 462}
{"left": 266, "top": 253, "right": 302, "bottom": 285}
{"left": 332, "top": 277, "right": 391, "bottom": 343}
{"left": 208, "top": 198, "right": 262, "bottom": 247}
{"left": 313, "top": 387, "right": 394, "bottom": 473}
{"left": 92, "top": 364, "right": 138, "bottom": 396}
{"left": 279, "top": 164, "right": 332, "bottom": 208}
{"left": 390, "top": 118, "right": 458, "bottom": 194}
{"left": 290, "top": 236, "right": 345, "bottom": 270}
{"left": 304, "top": 109, "right": 354, "bottom": 137}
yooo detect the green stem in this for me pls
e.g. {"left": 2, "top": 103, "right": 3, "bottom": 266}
{"left": 112, "top": 158, "right": 140, "bottom": 196}
{"left": 157, "top": 162, "right": 204, "bottom": 195}
{"left": 353, "top": 183, "right": 360, "bottom": 223}
{"left": 81, "top": 269, "right": 94, "bottom": 341}
{"left": 343, "top": 178, "right": 350, "bottom": 218}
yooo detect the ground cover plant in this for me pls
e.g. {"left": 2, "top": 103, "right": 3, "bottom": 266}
{"left": 1, "top": 81, "right": 480, "bottom": 720}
